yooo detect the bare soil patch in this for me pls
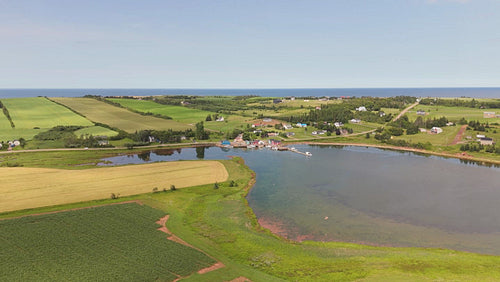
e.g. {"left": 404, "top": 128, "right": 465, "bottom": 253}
{"left": 451, "top": 124, "right": 468, "bottom": 145}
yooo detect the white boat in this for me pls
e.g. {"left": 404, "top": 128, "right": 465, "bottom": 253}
{"left": 305, "top": 152, "right": 312, "bottom": 156}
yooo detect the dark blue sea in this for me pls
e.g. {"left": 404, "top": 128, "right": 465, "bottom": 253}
{"left": 0, "top": 88, "right": 499, "bottom": 98}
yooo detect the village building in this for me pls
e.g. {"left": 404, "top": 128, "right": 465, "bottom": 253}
{"left": 350, "top": 119, "right": 361, "bottom": 124}
{"left": 417, "top": 110, "right": 426, "bottom": 116}
{"left": 283, "top": 124, "right": 293, "bottom": 130}
{"left": 285, "top": 132, "right": 295, "bottom": 137}
{"left": 356, "top": 106, "right": 367, "bottom": 111}
{"left": 431, "top": 127, "right": 443, "bottom": 134}
{"left": 273, "top": 99, "right": 282, "bottom": 104}
{"left": 263, "top": 118, "right": 273, "bottom": 122}
{"left": 476, "top": 134, "right": 486, "bottom": 139}
{"left": 216, "top": 116, "right": 225, "bottom": 122}
{"left": 296, "top": 123, "right": 307, "bottom": 128}
{"left": 334, "top": 122, "right": 343, "bottom": 128}
{"left": 419, "top": 128, "right": 427, "bottom": 133}
{"left": 484, "top": 112, "right": 496, "bottom": 118}
{"left": 479, "top": 137, "right": 494, "bottom": 146}
{"left": 379, "top": 111, "right": 386, "bottom": 117}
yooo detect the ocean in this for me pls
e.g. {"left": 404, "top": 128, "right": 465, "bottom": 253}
{"left": 0, "top": 88, "right": 499, "bottom": 98}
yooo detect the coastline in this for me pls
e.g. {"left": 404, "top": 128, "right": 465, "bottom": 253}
{"left": 303, "top": 141, "right": 500, "bottom": 166}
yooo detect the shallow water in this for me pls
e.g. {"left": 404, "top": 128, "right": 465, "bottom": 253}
{"left": 101, "top": 145, "right": 500, "bottom": 254}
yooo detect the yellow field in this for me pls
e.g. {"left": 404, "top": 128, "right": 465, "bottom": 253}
{"left": 0, "top": 161, "right": 227, "bottom": 213}
{"left": 51, "top": 97, "right": 192, "bottom": 132}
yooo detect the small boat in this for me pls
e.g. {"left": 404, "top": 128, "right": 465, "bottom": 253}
{"left": 305, "top": 152, "right": 312, "bottom": 156}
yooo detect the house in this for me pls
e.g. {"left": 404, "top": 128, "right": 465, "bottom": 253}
{"left": 417, "top": 110, "right": 426, "bottom": 116}
{"left": 296, "top": 123, "right": 307, "bottom": 128}
{"left": 273, "top": 99, "right": 282, "bottom": 104}
{"left": 350, "top": 119, "right": 361, "bottom": 124}
{"left": 252, "top": 123, "right": 262, "bottom": 128}
{"left": 476, "top": 134, "right": 486, "bottom": 139}
{"left": 290, "top": 97, "right": 296, "bottom": 101}
{"left": 315, "top": 106, "right": 321, "bottom": 110}
{"left": 446, "top": 122, "right": 454, "bottom": 126}
{"left": 480, "top": 137, "right": 494, "bottom": 146}
{"left": 334, "top": 122, "right": 343, "bottom": 128}
{"left": 263, "top": 118, "right": 272, "bottom": 122}
{"left": 285, "top": 132, "right": 295, "bottom": 137}
{"left": 317, "top": 130, "right": 326, "bottom": 135}
{"left": 379, "top": 111, "right": 386, "bottom": 117}
{"left": 216, "top": 116, "right": 225, "bottom": 122}
{"left": 283, "top": 124, "right": 293, "bottom": 130}
{"left": 419, "top": 128, "right": 427, "bottom": 132}
{"left": 268, "top": 132, "right": 279, "bottom": 137}
{"left": 356, "top": 106, "right": 367, "bottom": 112}
{"left": 98, "top": 140, "right": 109, "bottom": 146}
{"left": 431, "top": 127, "right": 443, "bottom": 134}
{"left": 311, "top": 131, "right": 318, "bottom": 135}
{"left": 234, "top": 134, "right": 244, "bottom": 142}
{"left": 484, "top": 112, "right": 496, "bottom": 118}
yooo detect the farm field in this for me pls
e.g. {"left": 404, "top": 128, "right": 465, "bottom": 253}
{"left": 108, "top": 98, "right": 213, "bottom": 124}
{"left": 407, "top": 105, "right": 498, "bottom": 123}
{"left": 0, "top": 97, "right": 93, "bottom": 140}
{"left": 0, "top": 161, "right": 228, "bottom": 212}
{"left": 0, "top": 203, "right": 215, "bottom": 281}
{"left": 51, "top": 97, "right": 192, "bottom": 132}
{"left": 109, "top": 98, "right": 251, "bottom": 134}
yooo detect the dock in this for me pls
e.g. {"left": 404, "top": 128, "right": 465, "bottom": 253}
{"left": 288, "top": 147, "right": 312, "bottom": 157}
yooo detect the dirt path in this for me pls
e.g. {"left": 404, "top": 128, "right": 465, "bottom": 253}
{"left": 450, "top": 124, "right": 468, "bottom": 145}
{"left": 393, "top": 101, "right": 419, "bottom": 122}
{"left": 155, "top": 215, "right": 226, "bottom": 275}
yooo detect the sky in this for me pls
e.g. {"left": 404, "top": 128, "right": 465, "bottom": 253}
{"left": 1, "top": 0, "right": 499, "bottom": 88}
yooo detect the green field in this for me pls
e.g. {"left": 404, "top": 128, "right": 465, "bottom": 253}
{"left": 0, "top": 97, "right": 93, "bottom": 141}
{"left": 108, "top": 98, "right": 214, "bottom": 124}
{"left": 407, "top": 105, "right": 499, "bottom": 123}
{"left": 0, "top": 203, "right": 215, "bottom": 281}
{"left": 51, "top": 97, "right": 193, "bottom": 132}
{"left": 109, "top": 98, "right": 251, "bottom": 134}
{"left": 74, "top": 125, "right": 118, "bottom": 137}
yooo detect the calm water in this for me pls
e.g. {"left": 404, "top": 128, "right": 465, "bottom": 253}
{"left": 1, "top": 88, "right": 500, "bottom": 98}
{"left": 101, "top": 145, "right": 500, "bottom": 255}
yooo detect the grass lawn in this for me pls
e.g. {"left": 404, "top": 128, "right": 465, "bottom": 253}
{"left": 0, "top": 97, "right": 93, "bottom": 140}
{"left": 0, "top": 203, "right": 215, "bottom": 281}
{"left": 51, "top": 97, "right": 192, "bottom": 132}
{"left": 393, "top": 126, "right": 461, "bottom": 146}
{"left": 0, "top": 161, "right": 227, "bottom": 213}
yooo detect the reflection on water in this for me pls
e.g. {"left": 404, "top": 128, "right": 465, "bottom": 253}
{"left": 100, "top": 145, "right": 500, "bottom": 255}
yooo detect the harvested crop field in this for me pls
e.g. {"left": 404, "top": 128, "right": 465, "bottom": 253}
{"left": 0, "top": 203, "right": 216, "bottom": 281}
{"left": 0, "top": 161, "right": 228, "bottom": 212}
{"left": 51, "top": 97, "right": 192, "bottom": 132}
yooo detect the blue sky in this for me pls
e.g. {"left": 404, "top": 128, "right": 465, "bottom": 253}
{"left": 1, "top": 0, "right": 499, "bottom": 88}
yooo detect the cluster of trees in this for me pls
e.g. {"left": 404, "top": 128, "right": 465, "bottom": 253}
{"left": 413, "top": 116, "right": 449, "bottom": 129}
{"left": 460, "top": 143, "right": 500, "bottom": 154}
{"left": 345, "top": 96, "right": 417, "bottom": 111}
{"left": 467, "top": 120, "right": 488, "bottom": 132}
{"left": 419, "top": 98, "right": 500, "bottom": 109}
{"left": 0, "top": 101, "right": 15, "bottom": 128}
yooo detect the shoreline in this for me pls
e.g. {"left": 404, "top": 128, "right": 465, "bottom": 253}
{"left": 302, "top": 141, "right": 500, "bottom": 166}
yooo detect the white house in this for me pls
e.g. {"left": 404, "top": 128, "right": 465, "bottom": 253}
{"left": 216, "top": 116, "right": 225, "bottom": 122}
{"left": 350, "top": 119, "right": 361, "bottom": 124}
{"left": 431, "top": 127, "right": 443, "bottom": 134}
{"left": 283, "top": 124, "right": 293, "bottom": 130}
{"left": 334, "top": 122, "right": 343, "bottom": 128}
{"left": 356, "top": 106, "right": 367, "bottom": 111}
